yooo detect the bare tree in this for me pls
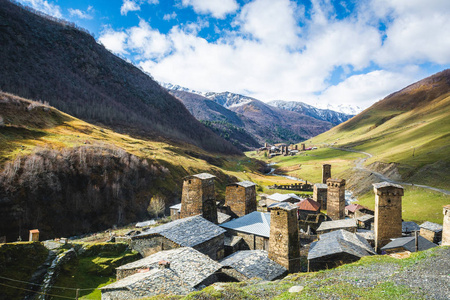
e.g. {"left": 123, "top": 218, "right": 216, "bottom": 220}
{"left": 147, "top": 195, "right": 166, "bottom": 218}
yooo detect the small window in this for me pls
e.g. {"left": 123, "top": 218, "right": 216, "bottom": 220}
{"left": 387, "top": 199, "right": 391, "bottom": 204}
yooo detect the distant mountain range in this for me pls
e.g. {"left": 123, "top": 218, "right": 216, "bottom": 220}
{"left": 162, "top": 83, "right": 354, "bottom": 150}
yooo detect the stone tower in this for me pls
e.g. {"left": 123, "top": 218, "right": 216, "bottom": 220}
{"left": 442, "top": 205, "right": 450, "bottom": 246}
{"left": 322, "top": 164, "right": 331, "bottom": 184}
{"left": 225, "top": 181, "right": 257, "bottom": 217}
{"left": 301, "top": 143, "right": 306, "bottom": 151}
{"left": 180, "top": 173, "right": 217, "bottom": 224}
{"left": 373, "top": 182, "right": 403, "bottom": 252}
{"left": 326, "top": 178, "right": 345, "bottom": 220}
{"left": 313, "top": 183, "right": 328, "bottom": 210}
{"left": 269, "top": 202, "right": 300, "bottom": 273}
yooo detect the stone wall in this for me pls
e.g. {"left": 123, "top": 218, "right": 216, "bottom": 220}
{"left": 268, "top": 207, "right": 300, "bottom": 273}
{"left": 443, "top": 206, "right": 450, "bottom": 246}
{"left": 420, "top": 228, "right": 441, "bottom": 244}
{"left": 193, "top": 234, "right": 225, "bottom": 260}
{"left": 130, "top": 235, "right": 179, "bottom": 257}
{"left": 326, "top": 179, "right": 345, "bottom": 220}
{"left": 374, "top": 184, "right": 403, "bottom": 252}
{"left": 225, "top": 185, "right": 256, "bottom": 217}
{"left": 170, "top": 208, "right": 180, "bottom": 220}
{"left": 226, "top": 230, "right": 268, "bottom": 251}
{"left": 322, "top": 164, "right": 331, "bottom": 184}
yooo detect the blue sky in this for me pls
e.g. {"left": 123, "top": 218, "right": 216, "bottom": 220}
{"left": 16, "top": 0, "right": 450, "bottom": 110}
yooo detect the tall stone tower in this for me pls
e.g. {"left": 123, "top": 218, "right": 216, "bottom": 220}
{"left": 326, "top": 178, "right": 345, "bottom": 220}
{"left": 225, "top": 181, "right": 257, "bottom": 217}
{"left": 322, "top": 164, "right": 331, "bottom": 184}
{"left": 442, "top": 205, "right": 450, "bottom": 246}
{"left": 373, "top": 182, "right": 403, "bottom": 252}
{"left": 313, "top": 183, "right": 328, "bottom": 210}
{"left": 269, "top": 202, "right": 300, "bottom": 273}
{"left": 180, "top": 173, "right": 217, "bottom": 224}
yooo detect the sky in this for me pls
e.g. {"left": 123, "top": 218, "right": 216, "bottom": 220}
{"left": 15, "top": 0, "right": 450, "bottom": 110}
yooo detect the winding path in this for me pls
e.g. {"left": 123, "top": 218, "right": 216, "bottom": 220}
{"left": 330, "top": 147, "right": 450, "bottom": 195}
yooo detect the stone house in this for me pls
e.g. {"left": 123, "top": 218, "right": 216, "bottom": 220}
{"left": 313, "top": 183, "right": 327, "bottom": 209}
{"left": 220, "top": 211, "right": 270, "bottom": 251}
{"left": 169, "top": 203, "right": 181, "bottom": 220}
{"left": 296, "top": 198, "right": 320, "bottom": 220}
{"left": 316, "top": 219, "right": 357, "bottom": 235}
{"left": 308, "top": 229, "right": 375, "bottom": 271}
{"left": 345, "top": 204, "right": 368, "bottom": 217}
{"left": 130, "top": 215, "right": 226, "bottom": 260}
{"left": 101, "top": 247, "right": 233, "bottom": 299}
{"left": 220, "top": 250, "right": 287, "bottom": 281}
{"left": 356, "top": 214, "right": 374, "bottom": 230}
{"left": 419, "top": 221, "right": 443, "bottom": 244}
{"left": 265, "top": 193, "right": 301, "bottom": 207}
{"left": 380, "top": 236, "right": 437, "bottom": 254}
{"left": 225, "top": 181, "right": 257, "bottom": 218}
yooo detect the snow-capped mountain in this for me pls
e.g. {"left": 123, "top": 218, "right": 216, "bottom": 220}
{"left": 315, "top": 103, "right": 363, "bottom": 115}
{"left": 267, "top": 100, "right": 354, "bottom": 126}
{"left": 160, "top": 82, "right": 357, "bottom": 127}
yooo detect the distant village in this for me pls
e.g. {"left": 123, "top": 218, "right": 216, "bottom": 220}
{"left": 25, "top": 162, "right": 450, "bottom": 300}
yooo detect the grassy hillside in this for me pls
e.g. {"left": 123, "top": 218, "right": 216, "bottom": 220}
{"left": 309, "top": 69, "right": 450, "bottom": 190}
{"left": 0, "top": 92, "right": 259, "bottom": 241}
{"left": 0, "top": 0, "right": 239, "bottom": 155}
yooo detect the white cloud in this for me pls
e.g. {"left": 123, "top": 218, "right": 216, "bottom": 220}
{"left": 163, "top": 12, "right": 177, "bottom": 21}
{"left": 100, "top": 0, "right": 450, "bottom": 109}
{"left": 181, "top": 0, "right": 239, "bottom": 19}
{"left": 17, "top": 0, "right": 62, "bottom": 18}
{"left": 98, "top": 28, "right": 128, "bottom": 55}
{"left": 120, "top": 0, "right": 141, "bottom": 15}
{"left": 237, "top": 0, "right": 301, "bottom": 48}
{"left": 68, "top": 6, "right": 93, "bottom": 20}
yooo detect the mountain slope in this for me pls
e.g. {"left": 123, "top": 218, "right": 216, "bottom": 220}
{"left": 0, "top": 0, "right": 239, "bottom": 155}
{"left": 0, "top": 91, "right": 246, "bottom": 241}
{"left": 267, "top": 100, "right": 354, "bottom": 125}
{"left": 310, "top": 69, "right": 450, "bottom": 189}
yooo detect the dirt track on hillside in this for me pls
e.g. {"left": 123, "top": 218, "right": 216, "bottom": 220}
{"left": 331, "top": 147, "right": 450, "bottom": 195}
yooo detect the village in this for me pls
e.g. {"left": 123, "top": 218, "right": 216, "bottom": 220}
{"left": 23, "top": 161, "right": 449, "bottom": 299}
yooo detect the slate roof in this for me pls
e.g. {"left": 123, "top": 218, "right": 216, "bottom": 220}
{"left": 220, "top": 211, "right": 270, "bottom": 238}
{"left": 217, "top": 212, "right": 232, "bottom": 224}
{"left": 314, "top": 183, "right": 327, "bottom": 189}
{"left": 169, "top": 203, "right": 181, "bottom": 210}
{"left": 101, "top": 268, "right": 194, "bottom": 296}
{"left": 224, "top": 235, "right": 243, "bottom": 247}
{"left": 402, "top": 221, "right": 420, "bottom": 233}
{"left": 116, "top": 247, "right": 222, "bottom": 288}
{"left": 372, "top": 182, "right": 403, "bottom": 189}
{"left": 357, "top": 214, "right": 374, "bottom": 222}
{"left": 297, "top": 198, "right": 320, "bottom": 211}
{"left": 381, "top": 236, "right": 437, "bottom": 252}
{"left": 308, "top": 229, "right": 375, "bottom": 260}
{"left": 135, "top": 220, "right": 156, "bottom": 227}
{"left": 269, "top": 202, "right": 298, "bottom": 211}
{"left": 317, "top": 219, "right": 357, "bottom": 232}
{"left": 420, "top": 221, "right": 443, "bottom": 232}
{"left": 345, "top": 204, "right": 367, "bottom": 213}
{"left": 135, "top": 215, "right": 226, "bottom": 247}
{"left": 267, "top": 193, "right": 301, "bottom": 202}
{"left": 356, "top": 229, "right": 374, "bottom": 241}
{"left": 229, "top": 181, "right": 256, "bottom": 188}
{"left": 220, "top": 250, "right": 287, "bottom": 281}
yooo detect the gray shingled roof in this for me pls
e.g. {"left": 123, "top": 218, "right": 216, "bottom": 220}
{"left": 101, "top": 268, "right": 194, "bottom": 296}
{"left": 230, "top": 181, "right": 256, "bottom": 188}
{"left": 169, "top": 203, "right": 181, "bottom": 210}
{"left": 269, "top": 202, "right": 298, "bottom": 211}
{"left": 135, "top": 215, "right": 226, "bottom": 247}
{"left": 267, "top": 193, "right": 301, "bottom": 202}
{"left": 402, "top": 221, "right": 420, "bottom": 233}
{"left": 317, "top": 219, "right": 357, "bottom": 232}
{"left": 420, "top": 221, "right": 443, "bottom": 232}
{"left": 357, "top": 214, "right": 374, "bottom": 222}
{"left": 220, "top": 250, "right": 287, "bottom": 281}
{"left": 217, "top": 212, "right": 232, "bottom": 224}
{"left": 116, "top": 247, "right": 222, "bottom": 288}
{"left": 308, "top": 229, "right": 375, "bottom": 260}
{"left": 381, "top": 236, "right": 437, "bottom": 252}
{"left": 192, "top": 173, "right": 215, "bottom": 179}
{"left": 220, "top": 211, "right": 270, "bottom": 238}
{"left": 372, "top": 182, "right": 403, "bottom": 189}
